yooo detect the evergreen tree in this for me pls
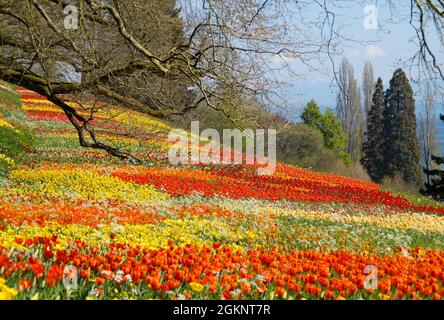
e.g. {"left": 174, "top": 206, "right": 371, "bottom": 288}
{"left": 421, "top": 114, "right": 444, "bottom": 201}
{"left": 361, "top": 78, "right": 385, "bottom": 182}
{"left": 301, "top": 100, "right": 323, "bottom": 130}
{"left": 382, "top": 69, "right": 421, "bottom": 185}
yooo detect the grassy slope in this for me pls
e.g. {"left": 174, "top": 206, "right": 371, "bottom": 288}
{"left": 0, "top": 84, "right": 443, "bottom": 300}
{"left": 0, "top": 84, "right": 441, "bottom": 208}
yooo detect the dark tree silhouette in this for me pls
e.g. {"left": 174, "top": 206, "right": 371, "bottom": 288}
{"left": 361, "top": 77, "right": 385, "bottom": 182}
{"left": 382, "top": 69, "right": 421, "bottom": 185}
{"left": 422, "top": 114, "right": 444, "bottom": 200}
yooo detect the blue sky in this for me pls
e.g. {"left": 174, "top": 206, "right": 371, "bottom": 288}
{"left": 278, "top": 2, "right": 441, "bottom": 110}
{"left": 269, "top": 1, "right": 444, "bottom": 149}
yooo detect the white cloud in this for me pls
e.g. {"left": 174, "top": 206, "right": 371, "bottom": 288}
{"left": 270, "top": 54, "right": 297, "bottom": 66}
{"left": 366, "top": 45, "right": 386, "bottom": 57}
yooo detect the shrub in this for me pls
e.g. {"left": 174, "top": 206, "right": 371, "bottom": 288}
{"left": 382, "top": 174, "right": 420, "bottom": 195}
{"left": 276, "top": 124, "right": 326, "bottom": 168}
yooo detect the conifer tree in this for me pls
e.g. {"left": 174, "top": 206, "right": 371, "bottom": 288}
{"left": 301, "top": 100, "right": 323, "bottom": 130}
{"left": 361, "top": 78, "right": 385, "bottom": 182}
{"left": 382, "top": 69, "right": 421, "bottom": 185}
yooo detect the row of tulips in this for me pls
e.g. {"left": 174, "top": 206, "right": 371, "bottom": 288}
{"left": 1, "top": 238, "right": 443, "bottom": 300}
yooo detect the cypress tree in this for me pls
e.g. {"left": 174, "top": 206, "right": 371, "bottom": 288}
{"left": 361, "top": 77, "right": 385, "bottom": 182}
{"left": 382, "top": 69, "right": 421, "bottom": 185}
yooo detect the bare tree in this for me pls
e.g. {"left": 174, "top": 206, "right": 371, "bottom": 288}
{"left": 336, "top": 57, "right": 363, "bottom": 162}
{"left": 408, "top": 0, "right": 444, "bottom": 82}
{"left": 0, "top": 0, "right": 345, "bottom": 161}
{"left": 419, "top": 83, "right": 440, "bottom": 185}
{"left": 5, "top": 0, "right": 441, "bottom": 165}
{"left": 362, "top": 61, "right": 375, "bottom": 128}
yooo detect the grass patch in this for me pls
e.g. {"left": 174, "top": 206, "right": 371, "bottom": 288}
{"left": 0, "top": 89, "right": 21, "bottom": 109}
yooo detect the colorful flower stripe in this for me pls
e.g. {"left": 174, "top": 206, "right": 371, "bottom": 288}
{"left": 24, "top": 110, "right": 72, "bottom": 122}
{"left": 1, "top": 217, "right": 260, "bottom": 251}
{"left": 7, "top": 169, "right": 168, "bottom": 203}
{"left": 20, "top": 91, "right": 170, "bottom": 130}
{"left": 1, "top": 187, "right": 442, "bottom": 255}
{"left": 0, "top": 198, "right": 164, "bottom": 228}
{"left": 24, "top": 110, "right": 115, "bottom": 124}
{"left": 22, "top": 100, "right": 60, "bottom": 107}
{"left": 22, "top": 104, "right": 63, "bottom": 112}
{"left": 0, "top": 241, "right": 443, "bottom": 300}
{"left": 110, "top": 166, "right": 444, "bottom": 214}
{"left": 18, "top": 90, "right": 172, "bottom": 152}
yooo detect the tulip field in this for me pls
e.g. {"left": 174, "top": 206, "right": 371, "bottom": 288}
{"left": 0, "top": 82, "right": 443, "bottom": 300}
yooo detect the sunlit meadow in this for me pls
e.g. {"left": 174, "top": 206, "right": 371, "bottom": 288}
{"left": 0, "top": 84, "right": 443, "bottom": 300}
